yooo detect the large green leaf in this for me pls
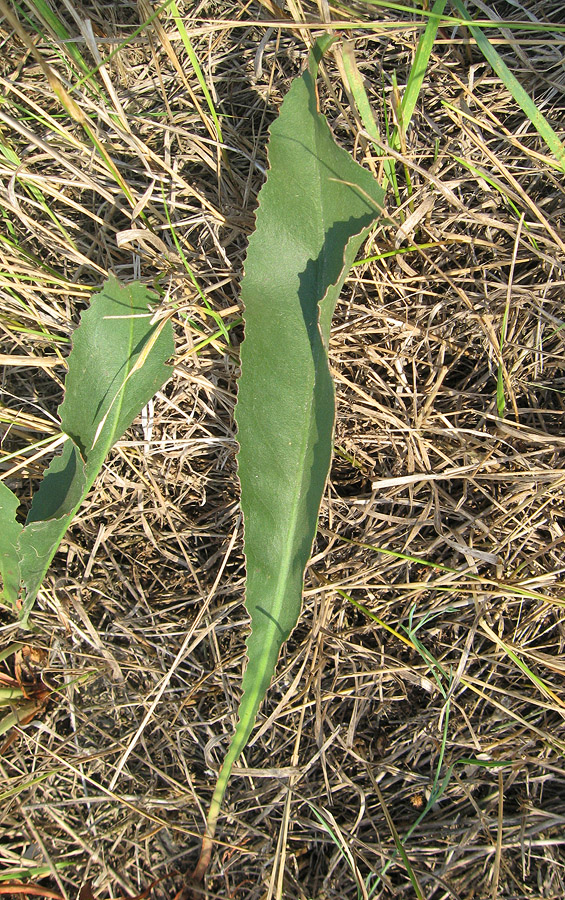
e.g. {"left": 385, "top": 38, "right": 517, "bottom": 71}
{"left": 16, "top": 276, "right": 174, "bottom": 625}
{"left": 193, "top": 36, "right": 385, "bottom": 878}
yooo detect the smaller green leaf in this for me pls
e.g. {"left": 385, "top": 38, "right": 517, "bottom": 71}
{"left": 0, "top": 480, "right": 23, "bottom": 608}
{"left": 17, "top": 276, "right": 174, "bottom": 625}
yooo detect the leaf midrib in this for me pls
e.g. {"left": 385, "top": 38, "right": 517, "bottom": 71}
{"left": 84, "top": 286, "right": 137, "bottom": 487}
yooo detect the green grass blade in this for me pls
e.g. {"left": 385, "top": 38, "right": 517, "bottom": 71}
{"left": 337, "top": 0, "right": 565, "bottom": 32}
{"left": 167, "top": 0, "right": 223, "bottom": 143}
{"left": 340, "top": 40, "right": 396, "bottom": 192}
{"left": 395, "top": 0, "right": 447, "bottom": 148}
{"left": 309, "top": 805, "right": 368, "bottom": 900}
{"left": 161, "top": 189, "right": 230, "bottom": 341}
{"left": 16, "top": 278, "right": 174, "bottom": 625}
{"left": 340, "top": 40, "right": 382, "bottom": 147}
{"left": 451, "top": 0, "right": 565, "bottom": 171}
{"left": 71, "top": 0, "right": 176, "bottom": 92}
{"left": 0, "top": 142, "right": 78, "bottom": 249}
{"left": 19, "top": 0, "right": 91, "bottom": 76}
{"left": 193, "top": 34, "right": 385, "bottom": 879}
{"left": 480, "top": 618, "right": 565, "bottom": 709}
{"left": 496, "top": 362, "right": 506, "bottom": 416}
{"left": 373, "top": 779, "right": 425, "bottom": 900}
{"left": 342, "top": 0, "right": 447, "bottom": 194}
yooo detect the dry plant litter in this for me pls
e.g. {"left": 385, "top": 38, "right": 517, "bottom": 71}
{"left": 0, "top": 1, "right": 565, "bottom": 899}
